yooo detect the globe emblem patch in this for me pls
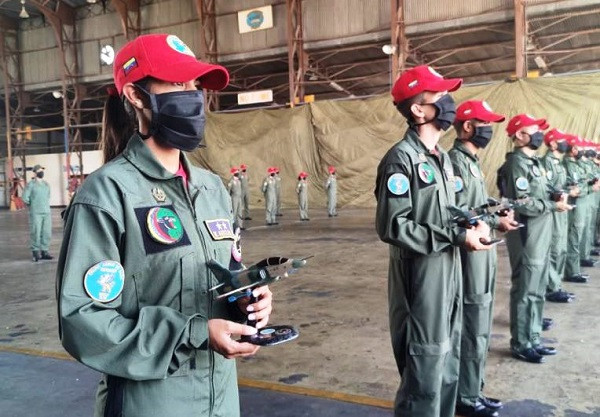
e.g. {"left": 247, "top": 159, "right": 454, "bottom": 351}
{"left": 516, "top": 177, "right": 529, "bottom": 191}
{"left": 146, "top": 207, "right": 184, "bottom": 245}
{"left": 387, "top": 173, "right": 409, "bottom": 195}
{"left": 84, "top": 260, "right": 125, "bottom": 303}
{"left": 166, "top": 35, "right": 195, "bottom": 57}
{"left": 246, "top": 10, "right": 265, "bottom": 29}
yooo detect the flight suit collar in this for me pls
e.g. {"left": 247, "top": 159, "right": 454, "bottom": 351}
{"left": 514, "top": 147, "right": 538, "bottom": 163}
{"left": 123, "top": 134, "right": 205, "bottom": 189}
{"left": 404, "top": 128, "right": 443, "bottom": 158}
{"left": 452, "top": 140, "right": 479, "bottom": 162}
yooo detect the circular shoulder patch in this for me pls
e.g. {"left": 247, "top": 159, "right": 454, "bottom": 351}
{"left": 469, "top": 163, "right": 480, "bottom": 178}
{"left": 417, "top": 163, "right": 435, "bottom": 184}
{"left": 387, "top": 173, "right": 410, "bottom": 195}
{"left": 166, "top": 35, "right": 195, "bottom": 57}
{"left": 516, "top": 177, "right": 529, "bottom": 190}
{"left": 532, "top": 165, "right": 541, "bottom": 176}
{"left": 84, "top": 261, "right": 125, "bottom": 303}
{"left": 147, "top": 207, "right": 184, "bottom": 245}
{"left": 546, "top": 170, "right": 553, "bottom": 180}
{"left": 454, "top": 176, "right": 464, "bottom": 193}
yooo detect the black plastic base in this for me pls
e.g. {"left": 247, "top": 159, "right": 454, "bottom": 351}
{"left": 241, "top": 325, "right": 299, "bottom": 346}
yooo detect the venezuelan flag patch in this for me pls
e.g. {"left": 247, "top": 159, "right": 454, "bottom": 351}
{"left": 122, "top": 57, "right": 138, "bottom": 75}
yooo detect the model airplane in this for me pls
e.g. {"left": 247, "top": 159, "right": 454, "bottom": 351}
{"left": 448, "top": 197, "right": 530, "bottom": 229}
{"left": 207, "top": 256, "right": 312, "bottom": 346}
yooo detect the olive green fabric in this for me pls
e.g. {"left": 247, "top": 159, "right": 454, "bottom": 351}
{"left": 240, "top": 171, "right": 250, "bottom": 219}
{"left": 192, "top": 73, "right": 600, "bottom": 209}
{"left": 375, "top": 129, "right": 466, "bottom": 417}
{"left": 296, "top": 179, "right": 309, "bottom": 220}
{"left": 57, "top": 134, "right": 244, "bottom": 417}
{"left": 448, "top": 141, "right": 498, "bottom": 408}
{"left": 22, "top": 179, "right": 52, "bottom": 252}
{"left": 541, "top": 151, "right": 568, "bottom": 291}
{"left": 262, "top": 175, "right": 277, "bottom": 224}
{"left": 228, "top": 175, "right": 243, "bottom": 228}
{"left": 580, "top": 158, "right": 597, "bottom": 259}
{"left": 564, "top": 156, "right": 590, "bottom": 277}
{"left": 499, "top": 149, "right": 557, "bottom": 351}
{"left": 325, "top": 174, "right": 337, "bottom": 216}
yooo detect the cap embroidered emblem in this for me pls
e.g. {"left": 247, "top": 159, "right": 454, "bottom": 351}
{"left": 166, "top": 35, "right": 195, "bottom": 57}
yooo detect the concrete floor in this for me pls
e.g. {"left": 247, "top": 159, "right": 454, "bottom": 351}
{"left": 1, "top": 207, "right": 600, "bottom": 416}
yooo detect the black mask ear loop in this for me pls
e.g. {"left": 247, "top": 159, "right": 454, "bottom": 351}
{"left": 132, "top": 80, "right": 153, "bottom": 140}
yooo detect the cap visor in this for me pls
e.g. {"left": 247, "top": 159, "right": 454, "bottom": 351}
{"left": 429, "top": 78, "right": 462, "bottom": 93}
{"left": 152, "top": 62, "right": 229, "bottom": 91}
{"left": 537, "top": 119, "right": 549, "bottom": 130}
{"left": 479, "top": 112, "right": 505, "bottom": 123}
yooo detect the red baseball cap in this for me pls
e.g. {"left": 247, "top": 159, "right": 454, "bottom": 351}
{"left": 506, "top": 114, "right": 548, "bottom": 136}
{"left": 544, "top": 128, "right": 569, "bottom": 145}
{"left": 391, "top": 65, "right": 462, "bottom": 104}
{"left": 455, "top": 100, "right": 505, "bottom": 123}
{"left": 240, "top": 164, "right": 247, "bottom": 170}
{"left": 230, "top": 167, "right": 239, "bottom": 174}
{"left": 328, "top": 166, "right": 336, "bottom": 174}
{"left": 113, "top": 34, "right": 229, "bottom": 94}
{"left": 267, "top": 167, "right": 275, "bottom": 174}
{"left": 299, "top": 171, "right": 308, "bottom": 178}
{"left": 566, "top": 134, "right": 580, "bottom": 147}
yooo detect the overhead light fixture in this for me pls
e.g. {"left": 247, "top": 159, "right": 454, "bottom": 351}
{"left": 382, "top": 44, "right": 396, "bottom": 55}
{"left": 100, "top": 45, "right": 115, "bottom": 66}
{"left": 52, "top": 90, "right": 63, "bottom": 99}
{"left": 329, "top": 81, "right": 345, "bottom": 92}
{"left": 534, "top": 55, "right": 547, "bottom": 69}
{"left": 308, "top": 73, "right": 318, "bottom": 81}
{"left": 87, "top": 0, "right": 98, "bottom": 3}
{"left": 19, "top": 0, "right": 29, "bottom": 19}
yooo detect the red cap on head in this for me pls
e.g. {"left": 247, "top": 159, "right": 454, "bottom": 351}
{"left": 506, "top": 114, "right": 548, "bottom": 136}
{"left": 328, "top": 166, "right": 336, "bottom": 174}
{"left": 455, "top": 100, "right": 505, "bottom": 123}
{"left": 267, "top": 167, "right": 275, "bottom": 174}
{"left": 391, "top": 65, "right": 462, "bottom": 104}
{"left": 113, "top": 34, "right": 229, "bottom": 94}
{"left": 230, "top": 167, "right": 239, "bottom": 174}
{"left": 299, "top": 171, "right": 308, "bottom": 178}
{"left": 544, "top": 128, "right": 569, "bottom": 145}
{"left": 240, "top": 164, "right": 247, "bottom": 170}
{"left": 566, "top": 135, "right": 579, "bottom": 147}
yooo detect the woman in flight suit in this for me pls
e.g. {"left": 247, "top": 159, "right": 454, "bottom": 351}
{"left": 56, "top": 34, "right": 272, "bottom": 417}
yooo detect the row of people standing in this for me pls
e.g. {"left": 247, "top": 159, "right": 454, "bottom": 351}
{"left": 227, "top": 165, "right": 338, "bottom": 227}
{"left": 374, "top": 64, "right": 595, "bottom": 417}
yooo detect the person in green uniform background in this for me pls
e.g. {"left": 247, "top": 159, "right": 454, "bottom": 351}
{"left": 240, "top": 163, "right": 251, "bottom": 220}
{"left": 450, "top": 100, "right": 520, "bottom": 417}
{"left": 325, "top": 166, "right": 337, "bottom": 217}
{"left": 275, "top": 167, "right": 283, "bottom": 217}
{"left": 563, "top": 136, "right": 591, "bottom": 283}
{"left": 580, "top": 141, "right": 600, "bottom": 263}
{"left": 22, "top": 164, "right": 53, "bottom": 262}
{"left": 497, "top": 114, "right": 572, "bottom": 364}
{"left": 262, "top": 167, "right": 278, "bottom": 226}
{"left": 375, "top": 65, "right": 492, "bottom": 417}
{"left": 228, "top": 166, "right": 244, "bottom": 230}
{"left": 56, "top": 34, "right": 273, "bottom": 417}
{"left": 296, "top": 171, "right": 309, "bottom": 221}
{"left": 541, "top": 129, "right": 577, "bottom": 303}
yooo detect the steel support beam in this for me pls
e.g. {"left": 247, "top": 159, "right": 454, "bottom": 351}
{"left": 195, "top": 0, "right": 219, "bottom": 110}
{"left": 390, "top": 0, "right": 406, "bottom": 81}
{"left": 110, "top": 0, "right": 141, "bottom": 40}
{"left": 514, "top": 0, "right": 527, "bottom": 78}
{"left": 286, "top": 0, "right": 306, "bottom": 106}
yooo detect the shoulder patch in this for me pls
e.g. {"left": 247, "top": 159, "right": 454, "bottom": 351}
{"left": 454, "top": 176, "right": 464, "bottom": 193}
{"left": 546, "top": 170, "right": 553, "bottom": 180}
{"left": 84, "top": 261, "right": 125, "bottom": 303}
{"left": 516, "top": 177, "right": 529, "bottom": 190}
{"left": 532, "top": 165, "right": 541, "bottom": 177}
{"left": 387, "top": 173, "right": 410, "bottom": 196}
{"left": 469, "top": 163, "right": 480, "bottom": 178}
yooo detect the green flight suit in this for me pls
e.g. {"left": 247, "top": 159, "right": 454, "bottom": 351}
{"left": 275, "top": 174, "right": 282, "bottom": 215}
{"left": 22, "top": 178, "right": 52, "bottom": 252}
{"left": 228, "top": 175, "right": 244, "bottom": 228}
{"left": 240, "top": 171, "right": 250, "bottom": 219}
{"left": 262, "top": 175, "right": 277, "bottom": 224}
{"left": 296, "top": 179, "right": 309, "bottom": 220}
{"left": 56, "top": 135, "right": 245, "bottom": 417}
{"left": 582, "top": 158, "right": 598, "bottom": 257}
{"left": 448, "top": 141, "right": 499, "bottom": 408}
{"left": 499, "top": 149, "right": 557, "bottom": 351}
{"left": 375, "top": 129, "right": 466, "bottom": 417}
{"left": 564, "top": 156, "right": 589, "bottom": 277}
{"left": 325, "top": 174, "right": 337, "bottom": 216}
{"left": 541, "top": 151, "right": 568, "bottom": 291}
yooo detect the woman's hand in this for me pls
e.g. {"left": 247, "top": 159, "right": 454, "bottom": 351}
{"left": 238, "top": 285, "right": 273, "bottom": 329}
{"left": 208, "top": 319, "right": 259, "bottom": 359}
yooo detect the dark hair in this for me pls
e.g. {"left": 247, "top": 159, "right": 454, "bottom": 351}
{"left": 395, "top": 93, "right": 424, "bottom": 121}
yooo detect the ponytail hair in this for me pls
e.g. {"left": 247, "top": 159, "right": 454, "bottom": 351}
{"left": 100, "top": 93, "right": 135, "bottom": 163}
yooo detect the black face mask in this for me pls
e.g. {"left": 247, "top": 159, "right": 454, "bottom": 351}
{"left": 138, "top": 87, "right": 206, "bottom": 151}
{"left": 556, "top": 141, "right": 568, "bottom": 154}
{"left": 410, "top": 94, "right": 456, "bottom": 131}
{"left": 470, "top": 125, "right": 494, "bottom": 149}
{"left": 527, "top": 131, "right": 544, "bottom": 150}
{"left": 575, "top": 151, "right": 583, "bottom": 160}
{"left": 586, "top": 150, "right": 597, "bottom": 158}
{"left": 36, "top": 171, "right": 44, "bottom": 179}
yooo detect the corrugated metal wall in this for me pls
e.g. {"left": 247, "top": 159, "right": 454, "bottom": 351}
{"left": 405, "top": 0, "right": 512, "bottom": 24}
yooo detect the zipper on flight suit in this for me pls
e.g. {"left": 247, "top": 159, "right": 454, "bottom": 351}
{"left": 179, "top": 180, "right": 215, "bottom": 416}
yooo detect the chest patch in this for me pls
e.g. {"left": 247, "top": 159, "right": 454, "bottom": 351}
{"left": 205, "top": 219, "right": 236, "bottom": 240}
{"left": 516, "top": 177, "right": 529, "bottom": 191}
{"left": 84, "top": 260, "right": 125, "bottom": 303}
{"left": 454, "top": 176, "right": 464, "bottom": 193}
{"left": 547, "top": 170, "right": 553, "bottom": 180}
{"left": 387, "top": 173, "right": 410, "bottom": 196}
{"left": 469, "top": 163, "right": 480, "bottom": 178}
{"left": 531, "top": 165, "right": 541, "bottom": 177}
{"left": 417, "top": 163, "right": 435, "bottom": 185}
{"left": 231, "top": 227, "right": 242, "bottom": 263}
{"left": 134, "top": 205, "right": 191, "bottom": 255}
{"left": 151, "top": 187, "right": 166, "bottom": 203}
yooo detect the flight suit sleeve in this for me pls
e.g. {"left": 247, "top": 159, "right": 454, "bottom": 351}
{"left": 375, "top": 160, "right": 466, "bottom": 255}
{"left": 296, "top": 182, "right": 301, "bottom": 194}
{"left": 504, "top": 162, "right": 556, "bottom": 216}
{"left": 451, "top": 160, "right": 469, "bottom": 210}
{"left": 22, "top": 182, "right": 32, "bottom": 205}
{"left": 261, "top": 179, "right": 267, "bottom": 193}
{"left": 57, "top": 202, "right": 207, "bottom": 381}
{"left": 227, "top": 178, "right": 233, "bottom": 193}
{"left": 565, "top": 162, "right": 589, "bottom": 197}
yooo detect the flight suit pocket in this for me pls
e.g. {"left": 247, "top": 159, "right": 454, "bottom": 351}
{"left": 406, "top": 339, "right": 450, "bottom": 399}
{"left": 461, "top": 292, "right": 492, "bottom": 358}
{"left": 180, "top": 252, "right": 198, "bottom": 316}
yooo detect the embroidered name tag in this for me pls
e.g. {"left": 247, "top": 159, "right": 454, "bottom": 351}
{"left": 205, "top": 219, "right": 236, "bottom": 240}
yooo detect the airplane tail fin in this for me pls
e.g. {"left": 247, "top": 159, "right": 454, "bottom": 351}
{"left": 207, "top": 259, "right": 232, "bottom": 284}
